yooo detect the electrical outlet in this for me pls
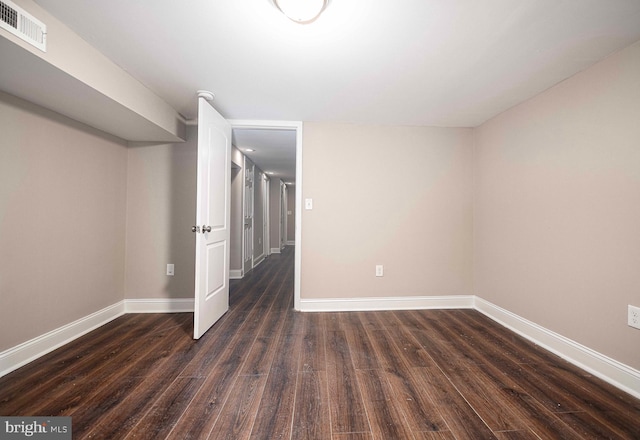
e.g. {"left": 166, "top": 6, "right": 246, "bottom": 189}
{"left": 629, "top": 305, "right": 640, "bottom": 330}
{"left": 375, "top": 265, "right": 384, "bottom": 277}
{"left": 166, "top": 264, "right": 175, "bottom": 276}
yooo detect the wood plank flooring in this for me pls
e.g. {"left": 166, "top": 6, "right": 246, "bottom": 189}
{"left": 1, "top": 246, "right": 639, "bottom": 439}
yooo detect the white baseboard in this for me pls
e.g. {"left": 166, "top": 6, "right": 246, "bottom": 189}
{"left": 4, "top": 293, "right": 638, "bottom": 400}
{"left": 253, "top": 254, "right": 265, "bottom": 267}
{"left": 124, "top": 298, "right": 194, "bottom": 313}
{"left": 299, "top": 294, "right": 640, "bottom": 398}
{"left": 299, "top": 295, "right": 474, "bottom": 312}
{"left": 0, "top": 298, "right": 195, "bottom": 378}
{"left": 270, "top": 247, "right": 281, "bottom": 254}
{"left": 0, "top": 301, "right": 125, "bottom": 378}
{"left": 229, "top": 269, "right": 243, "bottom": 280}
{"left": 474, "top": 297, "right": 640, "bottom": 400}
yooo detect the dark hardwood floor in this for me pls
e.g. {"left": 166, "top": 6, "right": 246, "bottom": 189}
{"left": 1, "top": 246, "right": 639, "bottom": 439}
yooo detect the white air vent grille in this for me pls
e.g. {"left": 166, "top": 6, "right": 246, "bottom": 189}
{"left": 0, "top": 0, "right": 46, "bottom": 52}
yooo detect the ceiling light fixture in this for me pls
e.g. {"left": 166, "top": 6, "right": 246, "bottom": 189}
{"left": 245, "top": 148, "right": 255, "bottom": 152}
{"left": 273, "top": 0, "right": 328, "bottom": 24}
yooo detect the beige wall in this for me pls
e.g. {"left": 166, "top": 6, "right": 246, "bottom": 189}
{"left": 474, "top": 40, "right": 640, "bottom": 369}
{"left": 0, "top": 91, "right": 127, "bottom": 351}
{"left": 124, "top": 126, "right": 197, "bottom": 299}
{"left": 301, "top": 123, "right": 473, "bottom": 299}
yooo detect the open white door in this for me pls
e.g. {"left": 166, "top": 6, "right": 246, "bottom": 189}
{"left": 193, "top": 93, "right": 231, "bottom": 339}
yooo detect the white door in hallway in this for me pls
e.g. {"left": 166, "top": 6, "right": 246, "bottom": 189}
{"left": 263, "top": 177, "right": 270, "bottom": 257}
{"left": 193, "top": 94, "right": 231, "bottom": 339}
{"left": 280, "top": 181, "right": 287, "bottom": 249}
{"left": 243, "top": 161, "right": 254, "bottom": 272}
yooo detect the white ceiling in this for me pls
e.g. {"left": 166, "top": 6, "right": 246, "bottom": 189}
{"left": 232, "top": 128, "right": 297, "bottom": 183}
{"left": 21, "top": 0, "right": 640, "bottom": 178}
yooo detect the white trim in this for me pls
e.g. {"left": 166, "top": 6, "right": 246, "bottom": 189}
{"left": 299, "top": 295, "right": 474, "bottom": 312}
{"left": 230, "top": 269, "right": 244, "bottom": 279}
{"left": 253, "top": 254, "right": 266, "bottom": 267}
{"left": 294, "top": 123, "right": 303, "bottom": 310}
{"left": 286, "top": 240, "right": 295, "bottom": 246}
{"left": 281, "top": 180, "right": 287, "bottom": 250}
{"left": 270, "top": 247, "right": 281, "bottom": 254}
{"left": 241, "top": 156, "right": 255, "bottom": 275}
{"left": 0, "top": 301, "right": 125, "bottom": 378}
{"left": 2, "top": 293, "right": 638, "bottom": 399}
{"left": 264, "top": 178, "right": 270, "bottom": 257}
{"left": 0, "top": 298, "right": 196, "bottom": 378}
{"left": 475, "top": 296, "right": 640, "bottom": 400}
{"left": 124, "top": 298, "right": 194, "bottom": 313}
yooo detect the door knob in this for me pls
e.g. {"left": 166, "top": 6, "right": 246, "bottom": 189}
{"left": 191, "top": 225, "right": 200, "bottom": 233}
{"left": 202, "top": 225, "right": 212, "bottom": 233}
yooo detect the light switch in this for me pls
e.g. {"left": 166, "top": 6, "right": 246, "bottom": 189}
{"left": 305, "top": 198, "right": 313, "bottom": 210}
{"left": 167, "top": 264, "right": 175, "bottom": 276}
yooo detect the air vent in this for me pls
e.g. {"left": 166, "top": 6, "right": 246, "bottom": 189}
{"left": 0, "top": 0, "right": 46, "bottom": 52}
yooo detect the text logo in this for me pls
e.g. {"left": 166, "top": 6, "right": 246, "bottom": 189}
{"left": 0, "top": 417, "right": 71, "bottom": 439}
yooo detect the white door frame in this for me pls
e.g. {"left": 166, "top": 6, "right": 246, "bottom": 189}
{"left": 264, "top": 175, "right": 270, "bottom": 258}
{"left": 228, "top": 120, "right": 302, "bottom": 311}
{"left": 242, "top": 156, "right": 255, "bottom": 274}
{"left": 280, "top": 180, "right": 286, "bottom": 250}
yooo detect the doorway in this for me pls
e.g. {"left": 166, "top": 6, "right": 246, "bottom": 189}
{"left": 229, "top": 120, "right": 302, "bottom": 310}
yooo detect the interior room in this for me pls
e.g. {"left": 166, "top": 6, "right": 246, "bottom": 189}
{"left": 1, "top": 0, "right": 639, "bottom": 438}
